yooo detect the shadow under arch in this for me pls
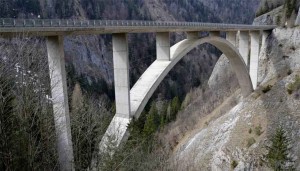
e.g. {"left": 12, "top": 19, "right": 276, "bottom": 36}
{"left": 130, "top": 36, "right": 253, "bottom": 119}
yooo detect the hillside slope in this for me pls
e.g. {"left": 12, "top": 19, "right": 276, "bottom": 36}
{"left": 173, "top": 25, "right": 300, "bottom": 170}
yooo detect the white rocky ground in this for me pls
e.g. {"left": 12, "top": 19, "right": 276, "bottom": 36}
{"left": 174, "top": 26, "right": 300, "bottom": 170}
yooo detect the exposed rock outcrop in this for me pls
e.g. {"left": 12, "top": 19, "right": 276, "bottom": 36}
{"left": 253, "top": 6, "right": 284, "bottom": 25}
{"left": 174, "top": 25, "right": 300, "bottom": 171}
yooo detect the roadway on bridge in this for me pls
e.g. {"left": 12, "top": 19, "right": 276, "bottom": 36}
{"left": 0, "top": 18, "right": 276, "bottom": 36}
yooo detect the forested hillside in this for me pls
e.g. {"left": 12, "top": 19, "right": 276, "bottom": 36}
{"left": 0, "top": 0, "right": 260, "bottom": 170}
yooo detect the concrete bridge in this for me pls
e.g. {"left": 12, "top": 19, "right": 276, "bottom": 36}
{"left": 0, "top": 18, "right": 276, "bottom": 170}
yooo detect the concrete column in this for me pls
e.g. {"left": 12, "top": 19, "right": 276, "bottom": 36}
{"left": 250, "top": 31, "right": 260, "bottom": 89}
{"left": 113, "top": 33, "right": 131, "bottom": 119}
{"left": 46, "top": 36, "right": 74, "bottom": 171}
{"left": 226, "top": 31, "right": 237, "bottom": 47}
{"left": 209, "top": 31, "right": 220, "bottom": 37}
{"left": 187, "top": 32, "right": 199, "bottom": 39}
{"left": 239, "top": 31, "right": 250, "bottom": 66}
{"left": 156, "top": 32, "right": 170, "bottom": 61}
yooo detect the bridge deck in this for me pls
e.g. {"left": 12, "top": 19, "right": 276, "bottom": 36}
{"left": 0, "top": 18, "right": 276, "bottom": 36}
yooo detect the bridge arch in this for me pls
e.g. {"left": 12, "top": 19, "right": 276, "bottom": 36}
{"left": 130, "top": 36, "right": 253, "bottom": 119}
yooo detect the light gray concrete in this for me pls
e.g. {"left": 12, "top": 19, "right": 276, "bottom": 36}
{"left": 98, "top": 116, "right": 130, "bottom": 153}
{"left": 239, "top": 31, "right": 250, "bottom": 66}
{"left": 156, "top": 32, "right": 171, "bottom": 61}
{"left": 46, "top": 36, "right": 74, "bottom": 171}
{"left": 226, "top": 31, "right": 237, "bottom": 47}
{"left": 0, "top": 18, "right": 277, "bottom": 37}
{"left": 112, "top": 33, "right": 131, "bottom": 119}
{"left": 130, "top": 36, "right": 253, "bottom": 120}
{"left": 97, "top": 33, "right": 131, "bottom": 157}
{"left": 250, "top": 31, "right": 260, "bottom": 89}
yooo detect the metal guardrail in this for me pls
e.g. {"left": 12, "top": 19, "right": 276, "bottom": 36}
{"left": 0, "top": 18, "right": 276, "bottom": 30}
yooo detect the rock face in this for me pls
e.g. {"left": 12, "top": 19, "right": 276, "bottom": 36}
{"left": 258, "top": 28, "right": 300, "bottom": 85}
{"left": 174, "top": 26, "right": 300, "bottom": 170}
{"left": 208, "top": 54, "right": 238, "bottom": 97}
{"left": 253, "top": 6, "right": 284, "bottom": 25}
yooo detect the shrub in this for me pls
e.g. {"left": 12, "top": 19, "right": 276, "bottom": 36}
{"left": 231, "top": 160, "right": 238, "bottom": 169}
{"left": 248, "top": 128, "right": 252, "bottom": 134}
{"left": 247, "top": 137, "right": 256, "bottom": 148}
{"left": 287, "top": 75, "right": 300, "bottom": 94}
{"left": 262, "top": 85, "right": 273, "bottom": 93}
{"left": 255, "top": 125, "right": 263, "bottom": 136}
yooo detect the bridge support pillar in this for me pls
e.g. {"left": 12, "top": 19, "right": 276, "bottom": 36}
{"left": 97, "top": 33, "right": 131, "bottom": 156}
{"left": 156, "top": 32, "right": 170, "bottom": 61}
{"left": 187, "top": 32, "right": 199, "bottom": 39}
{"left": 239, "top": 31, "right": 250, "bottom": 66}
{"left": 46, "top": 36, "right": 74, "bottom": 171}
{"left": 250, "top": 31, "right": 260, "bottom": 89}
{"left": 226, "top": 31, "right": 237, "bottom": 47}
{"left": 113, "top": 33, "right": 131, "bottom": 118}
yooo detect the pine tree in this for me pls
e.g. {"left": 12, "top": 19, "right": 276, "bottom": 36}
{"left": 143, "top": 102, "right": 159, "bottom": 137}
{"left": 265, "top": 127, "right": 295, "bottom": 170}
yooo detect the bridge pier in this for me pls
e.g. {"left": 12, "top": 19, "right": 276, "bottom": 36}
{"left": 46, "top": 36, "right": 74, "bottom": 171}
{"left": 156, "top": 32, "right": 171, "bottom": 61}
{"left": 250, "top": 31, "right": 260, "bottom": 89}
{"left": 113, "top": 33, "right": 131, "bottom": 119}
{"left": 239, "top": 31, "right": 250, "bottom": 66}
{"left": 226, "top": 31, "right": 237, "bottom": 47}
{"left": 98, "top": 33, "right": 131, "bottom": 154}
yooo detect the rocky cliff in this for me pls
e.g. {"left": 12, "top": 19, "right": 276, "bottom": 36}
{"left": 173, "top": 16, "right": 300, "bottom": 171}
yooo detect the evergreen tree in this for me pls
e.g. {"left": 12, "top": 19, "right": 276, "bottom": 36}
{"left": 265, "top": 127, "right": 295, "bottom": 170}
{"left": 143, "top": 102, "right": 160, "bottom": 137}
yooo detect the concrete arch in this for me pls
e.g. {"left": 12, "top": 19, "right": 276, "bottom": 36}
{"left": 130, "top": 36, "right": 253, "bottom": 119}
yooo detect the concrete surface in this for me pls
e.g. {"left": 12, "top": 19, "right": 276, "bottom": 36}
{"left": 156, "top": 32, "right": 171, "bottom": 61}
{"left": 226, "top": 31, "right": 237, "bottom": 47}
{"left": 250, "top": 31, "right": 260, "bottom": 89}
{"left": 112, "top": 33, "right": 131, "bottom": 119}
{"left": 46, "top": 36, "right": 74, "bottom": 171}
{"left": 131, "top": 36, "right": 253, "bottom": 120}
{"left": 0, "top": 19, "right": 276, "bottom": 37}
{"left": 239, "top": 31, "right": 250, "bottom": 66}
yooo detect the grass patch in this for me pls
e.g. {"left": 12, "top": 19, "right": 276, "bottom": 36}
{"left": 247, "top": 137, "right": 256, "bottom": 148}
{"left": 287, "top": 75, "right": 300, "bottom": 94}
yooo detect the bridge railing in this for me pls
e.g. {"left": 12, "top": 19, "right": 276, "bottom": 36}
{"left": 0, "top": 18, "right": 276, "bottom": 30}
